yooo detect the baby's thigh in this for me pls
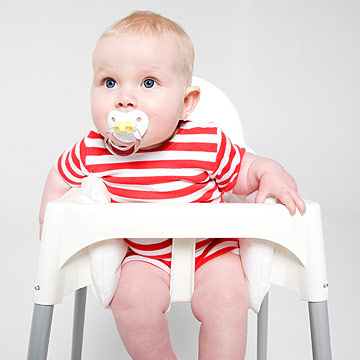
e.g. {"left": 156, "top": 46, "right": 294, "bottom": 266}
{"left": 191, "top": 252, "right": 248, "bottom": 320}
{"left": 111, "top": 261, "right": 171, "bottom": 314}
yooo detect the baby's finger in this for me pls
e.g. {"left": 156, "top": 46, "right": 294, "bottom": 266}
{"left": 278, "top": 194, "right": 297, "bottom": 216}
{"left": 255, "top": 189, "right": 269, "bottom": 204}
{"left": 293, "top": 193, "right": 306, "bottom": 215}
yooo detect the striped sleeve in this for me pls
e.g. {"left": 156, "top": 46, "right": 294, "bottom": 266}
{"left": 210, "top": 126, "right": 246, "bottom": 192}
{"left": 55, "top": 135, "right": 89, "bottom": 186}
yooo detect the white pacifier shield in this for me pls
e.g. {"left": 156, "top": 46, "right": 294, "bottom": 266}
{"left": 107, "top": 110, "right": 148, "bottom": 136}
{"left": 104, "top": 110, "right": 149, "bottom": 157}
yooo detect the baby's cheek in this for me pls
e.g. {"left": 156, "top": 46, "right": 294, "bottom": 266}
{"left": 92, "top": 116, "right": 108, "bottom": 136}
{"left": 139, "top": 126, "right": 164, "bottom": 148}
{"left": 141, "top": 129, "right": 158, "bottom": 147}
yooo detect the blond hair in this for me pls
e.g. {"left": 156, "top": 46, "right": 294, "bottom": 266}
{"left": 99, "top": 11, "right": 194, "bottom": 86}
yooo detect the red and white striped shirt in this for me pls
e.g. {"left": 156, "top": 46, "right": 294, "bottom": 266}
{"left": 56, "top": 120, "right": 245, "bottom": 273}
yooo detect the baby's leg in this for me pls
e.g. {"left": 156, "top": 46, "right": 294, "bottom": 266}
{"left": 191, "top": 252, "right": 249, "bottom": 360}
{"left": 111, "top": 261, "right": 176, "bottom": 360}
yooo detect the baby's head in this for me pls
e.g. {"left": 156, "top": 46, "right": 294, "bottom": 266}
{"left": 101, "top": 11, "right": 195, "bottom": 87}
{"left": 91, "top": 11, "right": 200, "bottom": 154}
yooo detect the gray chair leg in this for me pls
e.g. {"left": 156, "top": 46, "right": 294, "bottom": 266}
{"left": 27, "top": 304, "right": 54, "bottom": 360}
{"left": 257, "top": 292, "right": 269, "bottom": 360}
{"left": 308, "top": 301, "right": 332, "bottom": 360}
{"left": 71, "top": 287, "right": 87, "bottom": 360}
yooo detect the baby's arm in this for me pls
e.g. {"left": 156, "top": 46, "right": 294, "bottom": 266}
{"left": 233, "top": 152, "right": 306, "bottom": 216}
{"left": 39, "top": 167, "right": 71, "bottom": 238}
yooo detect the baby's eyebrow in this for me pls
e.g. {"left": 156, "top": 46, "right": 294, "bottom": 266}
{"left": 93, "top": 68, "right": 114, "bottom": 80}
{"left": 94, "top": 66, "right": 109, "bottom": 74}
{"left": 138, "top": 62, "right": 164, "bottom": 73}
{"left": 138, "top": 67, "right": 168, "bottom": 80}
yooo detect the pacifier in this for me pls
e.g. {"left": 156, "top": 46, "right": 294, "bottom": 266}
{"left": 104, "top": 110, "right": 148, "bottom": 156}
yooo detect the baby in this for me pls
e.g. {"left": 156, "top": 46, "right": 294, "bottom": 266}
{"left": 39, "top": 11, "right": 306, "bottom": 360}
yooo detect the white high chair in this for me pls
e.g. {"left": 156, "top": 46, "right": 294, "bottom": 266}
{"left": 27, "top": 77, "right": 332, "bottom": 360}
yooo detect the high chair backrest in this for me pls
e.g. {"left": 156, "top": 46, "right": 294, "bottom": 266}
{"left": 189, "top": 77, "right": 246, "bottom": 145}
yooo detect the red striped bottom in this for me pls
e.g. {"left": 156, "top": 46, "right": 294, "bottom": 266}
{"left": 122, "top": 238, "right": 240, "bottom": 275}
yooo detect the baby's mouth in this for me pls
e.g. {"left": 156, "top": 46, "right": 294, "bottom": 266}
{"left": 104, "top": 110, "right": 148, "bottom": 157}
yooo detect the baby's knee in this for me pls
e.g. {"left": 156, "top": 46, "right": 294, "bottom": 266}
{"left": 111, "top": 281, "right": 170, "bottom": 325}
{"left": 191, "top": 281, "right": 248, "bottom": 322}
{"left": 112, "top": 300, "right": 153, "bottom": 329}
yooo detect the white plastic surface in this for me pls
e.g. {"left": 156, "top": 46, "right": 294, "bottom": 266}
{"left": 169, "top": 238, "right": 196, "bottom": 306}
{"left": 190, "top": 77, "right": 255, "bottom": 153}
{"left": 34, "top": 191, "right": 328, "bottom": 312}
{"left": 107, "top": 110, "right": 148, "bottom": 136}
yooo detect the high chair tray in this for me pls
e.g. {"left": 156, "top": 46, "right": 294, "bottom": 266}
{"left": 34, "top": 188, "right": 327, "bottom": 306}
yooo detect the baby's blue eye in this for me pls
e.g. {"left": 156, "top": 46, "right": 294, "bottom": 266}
{"left": 143, "top": 78, "right": 156, "bottom": 88}
{"left": 105, "top": 79, "right": 117, "bottom": 88}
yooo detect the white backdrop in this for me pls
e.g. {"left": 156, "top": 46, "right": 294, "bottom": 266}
{"left": 1, "top": 0, "right": 359, "bottom": 359}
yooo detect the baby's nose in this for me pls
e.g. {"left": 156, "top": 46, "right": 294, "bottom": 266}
{"left": 117, "top": 100, "right": 134, "bottom": 108}
{"left": 116, "top": 91, "right": 136, "bottom": 108}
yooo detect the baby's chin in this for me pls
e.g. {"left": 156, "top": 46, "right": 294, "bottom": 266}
{"left": 140, "top": 143, "right": 163, "bottom": 150}
{"left": 140, "top": 132, "right": 176, "bottom": 150}
{"left": 139, "top": 139, "right": 164, "bottom": 150}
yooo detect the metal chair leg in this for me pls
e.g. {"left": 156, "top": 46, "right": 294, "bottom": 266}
{"left": 257, "top": 292, "right": 269, "bottom": 360}
{"left": 71, "top": 287, "right": 87, "bottom": 360}
{"left": 27, "top": 304, "right": 54, "bottom": 360}
{"left": 308, "top": 301, "right": 332, "bottom": 360}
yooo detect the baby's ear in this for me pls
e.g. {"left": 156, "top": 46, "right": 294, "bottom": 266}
{"left": 181, "top": 86, "right": 200, "bottom": 120}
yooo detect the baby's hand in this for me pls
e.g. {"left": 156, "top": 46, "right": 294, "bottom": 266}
{"left": 252, "top": 158, "right": 306, "bottom": 216}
